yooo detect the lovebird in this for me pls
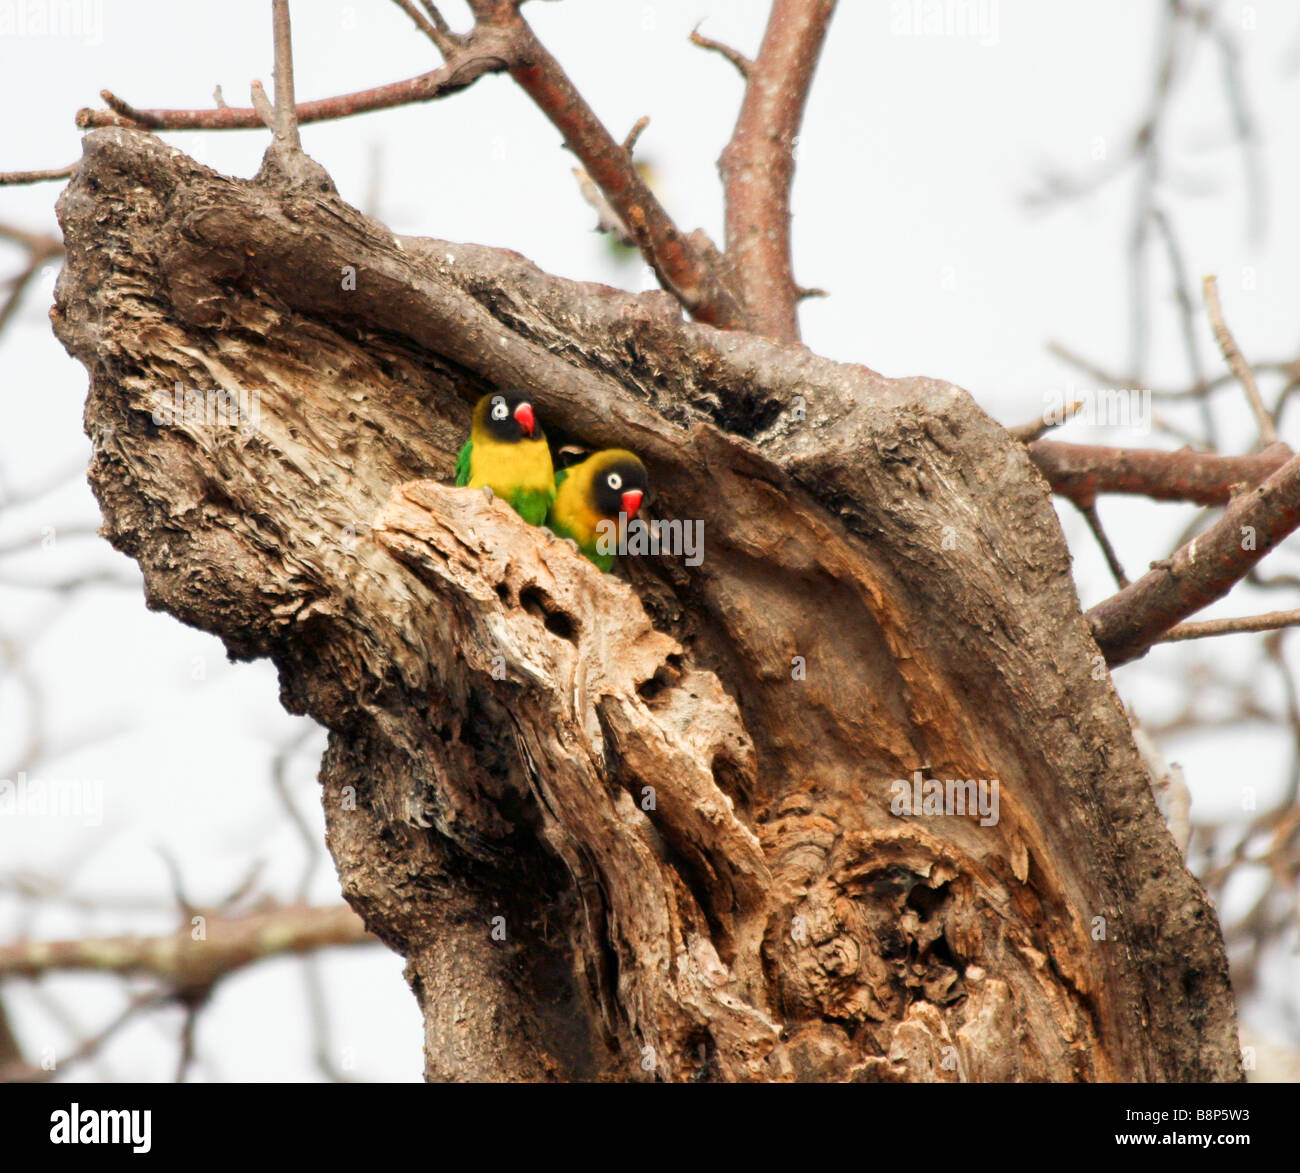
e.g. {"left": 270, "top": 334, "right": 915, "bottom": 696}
{"left": 454, "top": 392, "right": 556, "bottom": 526}
{"left": 547, "top": 449, "right": 648, "bottom": 572}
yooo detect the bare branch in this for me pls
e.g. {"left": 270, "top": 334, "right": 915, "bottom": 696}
{"left": 1150, "top": 206, "right": 1214, "bottom": 440}
{"left": 466, "top": 0, "right": 749, "bottom": 330}
{"left": 0, "top": 165, "right": 75, "bottom": 186}
{"left": 269, "top": 727, "right": 325, "bottom": 902}
{"left": 271, "top": 0, "right": 302, "bottom": 150}
{"left": 1160, "top": 609, "right": 1300, "bottom": 643}
{"left": 0, "top": 221, "right": 63, "bottom": 253}
{"left": 1028, "top": 439, "right": 1291, "bottom": 509}
{"left": 175, "top": 1001, "right": 200, "bottom": 1082}
{"left": 76, "top": 47, "right": 514, "bottom": 132}
{"left": 391, "top": 0, "right": 459, "bottom": 57}
{"left": 99, "top": 89, "right": 163, "bottom": 129}
{"left": 1077, "top": 501, "right": 1130, "bottom": 588}
{"left": 1088, "top": 450, "right": 1300, "bottom": 665}
{"left": 0, "top": 222, "right": 63, "bottom": 335}
{"left": 0, "top": 904, "right": 373, "bottom": 989}
{"left": 1, "top": 990, "right": 171, "bottom": 1084}
{"left": 249, "top": 80, "right": 275, "bottom": 130}
{"left": 1203, "top": 273, "right": 1276, "bottom": 446}
{"left": 418, "top": 0, "right": 454, "bottom": 39}
{"left": 1208, "top": 17, "right": 1266, "bottom": 243}
{"left": 719, "top": 0, "right": 837, "bottom": 343}
{"left": 1048, "top": 338, "right": 1300, "bottom": 406}
{"left": 72, "top": 2, "right": 749, "bottom": 330}
{"left": 1046, "top": 339, "right": 1133, "bottom": 389}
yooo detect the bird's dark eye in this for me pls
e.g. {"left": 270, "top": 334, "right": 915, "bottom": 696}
{"left": 606, "top": 472, "right": 623, "bottom": 491}
{"left": 490, "top": 398, "right": 509, "bottom": 421}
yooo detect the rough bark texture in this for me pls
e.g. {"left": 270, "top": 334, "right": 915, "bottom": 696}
{"left": 51, "top": 129, "right": 1241, "bottom": 1082}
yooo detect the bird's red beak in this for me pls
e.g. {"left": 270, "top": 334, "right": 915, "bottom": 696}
{"left": 621, "top": 489, "right": 643, "bottom": 516}
{"left": 513, "top": 402, "right": 536, "bottom": 436}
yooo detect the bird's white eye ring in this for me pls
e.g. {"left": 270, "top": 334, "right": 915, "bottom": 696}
{"left": 490, "top": 398, "right": 508, "bottom": 421}
{"left": 606, "top": 472, "right": 623, "bottom": 490}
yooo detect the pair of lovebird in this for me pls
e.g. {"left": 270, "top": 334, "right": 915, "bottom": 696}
{"left": 454, "top": 392, "right": 648, "bottom": 572}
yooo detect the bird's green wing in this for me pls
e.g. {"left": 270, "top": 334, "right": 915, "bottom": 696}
{"left": 454, "top": 438, "right": 473, "bottom": 487}
{"left": 510, "top": 487, "right": 556, "bottom": 527}
{"left": 545, "top": 506, "right": 614, "bottom": 572}
{"left": 553, "top": 467, "right": 570, "bottom": 487}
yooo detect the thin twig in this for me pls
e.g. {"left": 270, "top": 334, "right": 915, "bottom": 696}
{"left": 1049, "top": 337, "right": 1300, "bottom": 407}
{"left": 690, "top": 25, "right": 753, "bottom": 77}
{"left": 100, "top": 89, "right": 163, "bottom": 129}
{"left": 0, "top": 223, "right": 62, "bottom": 335}
{"left": 1150, "top": 206, "right": 1214, "bottom": 442}
{"left": 622, "top": 115, "right": 650, "bottom": 156}
{"left": 392, "top": 0, "right": 459, "bottom": 56}
{"left": 1160, "top": 610, "right": 1300, "bottom": 643}
{"left": 1078, "top": 501, "right": 1129, "bottom": 587}
{"left": 1046, "top": 340, "right": 1133, "bottom": 390}
{"left": 175, "top": 1001, "right": 200, "bottom": 1082}
{"left": 269, "top": 726, "right": 325, "bottom": 902}
{"left": 0, "top": 991, "right": 172, "bottom": 1084}
{"left": 301, "top": 956, "right": 355, "bottom": 1082}
{"left": 1203, "top": 273, "right": 1276, "bottom": 446}
{"left": 0, "top": 166, "right": 75, "bottom": 186}
{"left": 1209, "top": 18, "right": 1266, "bottom": 244}
{"left": 1007, "top": 397, "right": 1083, "bottom": 442}
{"left": 249, "top": 80, "right": 275, "bottom": 129}
{"left": 418, "top": 0, "right": 455, "bottom": 40}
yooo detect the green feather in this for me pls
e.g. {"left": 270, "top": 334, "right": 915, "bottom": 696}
{"left": 509, "top": 488, "right": 554, "bottom": 527}
{"left": 546, "top": 514, "right": 614, "bottom": 572}
{"left": 454, "top": 438, "right": 473, "bottom": 487}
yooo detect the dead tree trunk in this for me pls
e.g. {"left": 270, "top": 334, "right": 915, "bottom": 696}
{"left": 51, "top": 128, "right": 1240, "bottom": 1082}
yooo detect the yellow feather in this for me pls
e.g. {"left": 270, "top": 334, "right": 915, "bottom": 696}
{"left": 467, "top": 430, "right": 554, "bottom": 496}
{"left": 550, "top": 459, "right": 604, "bottom": 546}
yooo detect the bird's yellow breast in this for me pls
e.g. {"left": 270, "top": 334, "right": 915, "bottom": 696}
{"left": 551, "top": 467, "right": 603, "bottom": 545}
{"left": 468, "top": 432, "right": 554, "bottom": 494}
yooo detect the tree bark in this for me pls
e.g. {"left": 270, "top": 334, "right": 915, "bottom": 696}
{"left": 51, "top": 129, "right": 1241, "bottom": 1082}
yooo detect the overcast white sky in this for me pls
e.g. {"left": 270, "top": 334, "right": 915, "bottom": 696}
{"left": 1, "top": 1, "right": 1298, "bottom": 1080}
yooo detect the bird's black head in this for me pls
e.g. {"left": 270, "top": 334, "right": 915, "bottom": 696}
{"left": 474, "top": 391, "right": 543, "bottom": 442}
{"left": 587, "top": 450, "right": 649, "bottom": 519}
